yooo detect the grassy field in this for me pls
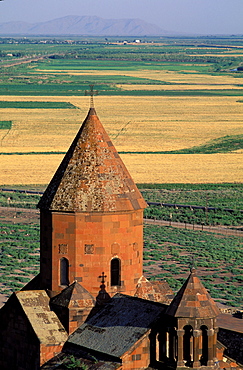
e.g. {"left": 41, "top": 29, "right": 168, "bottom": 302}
{"left": 0, "top": 219, "right": 242, "bottom": 307}
{"left": 1, "top": 183, "right": 242, "bottom": 227}
{"left": 0, "top": 101, "right": 77, "bottom": 109}
{"left": 0, "top": 222, "right": 39, "bottom": 297}
{"left": 143, "top": 224, "right": 243, "bottom": 307}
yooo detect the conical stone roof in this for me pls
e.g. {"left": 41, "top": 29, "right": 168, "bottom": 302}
{"left": 166, "top": 268, "right": 220, "bottom": 319}
{"left": 38, "top": 108, "right": 147, "bottom": 212}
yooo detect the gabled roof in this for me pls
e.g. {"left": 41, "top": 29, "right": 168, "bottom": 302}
{"left": 66, "top": 293, "right": 166, "bottom": 359}
{"left": 50, "top": 281, "right": 95, "bottom": 308}
{"left": 38, "top": 108, "right": 147, "bottom": 212}
{"left": 16, "top": 290, "right": 68, "bottom": 344}
{"left": 134, "top": 275, "right": 174, "bottom": 304}
{"left": 166, "top": 268, "right": 220, "bottom": 319}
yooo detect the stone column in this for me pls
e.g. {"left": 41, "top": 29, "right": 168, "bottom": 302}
{"left": 207, "top": 328, "right": 215, "bottom": 366}
{"left": 193, "top": 330, "right": 201, "bottom": 368}
{"left": 177, "top": 329, "right": 185, "bottom": 367}
{"left": 213, "top": 327, "right": 219, "bottom": 363}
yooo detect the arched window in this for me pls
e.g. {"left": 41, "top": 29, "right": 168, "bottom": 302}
{"left": 111, "top": 258, "right": 121, "bottom": 286}
{"left": 200, "top": 325, "right": 208, "bottom": 366}
{"left": 183, "top": 325, "right": 193, "bottom": 367}
{"left": 60, "top": 257, "right": 69, "bottom": 286}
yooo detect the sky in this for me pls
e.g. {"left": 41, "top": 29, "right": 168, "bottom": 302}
{"left": 0, "top": 0, "right": 242, "bottom": 35}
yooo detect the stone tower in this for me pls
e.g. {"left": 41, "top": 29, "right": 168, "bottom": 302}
{"left": 38, "top": 107, "right": 147, "bottom": 298}
{"left": 161, "top": 268, "right": 220, "bottom": 368}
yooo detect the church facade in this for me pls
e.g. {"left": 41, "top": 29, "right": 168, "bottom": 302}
{"left": 0, "top": 105, "right": 242, "bottom": 370}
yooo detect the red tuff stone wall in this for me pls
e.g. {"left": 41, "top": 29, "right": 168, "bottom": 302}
{"left": 40, "top": 209, "right": 144, "bottom": 297}
{"left": 40, "top": 344, "right": 64, "bottom": 366}
{"left": 68, "top": 307, "right": 94, "bottom": 334}
{"left": 122, "top": 333, "right": 150, "bottom": 370}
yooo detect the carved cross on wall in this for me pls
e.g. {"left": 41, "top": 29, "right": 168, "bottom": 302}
{"left": 85, "top": 84, "right": 98, "bottom": 108}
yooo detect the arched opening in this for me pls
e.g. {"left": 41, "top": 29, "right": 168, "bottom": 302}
{"left": 167, "top": 327, "right": 177, "bottom": 363}
{"left": 183, "top": 325, "right": 193, "bottom": 367}
{"left": 158, "top": 329, "right": 167, "bottom": 362}
{"left": 60, "top": 257, "right": 69, "bottom": 286}
{"left": 157, "top": 327, "right": 177, "bottom": 365}
{"left": 111, "top": 258, "right": 121, "bottom": 286}
{"left": 200, "top": 325, "right": 208, "bottom": 366}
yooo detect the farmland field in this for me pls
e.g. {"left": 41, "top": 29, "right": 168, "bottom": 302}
{"left": 0, "top": 96, "right": 243, "bottom": 184}
{"left": 0, "top": 217, "right": 242, "bottom": 307}
{"left": 1, "top": 182, "right": 242, "bottom": 227}
{"left": 0, "top": 38, "right": 242, "bottom": 310}
{"left": 0, "top": 37, "right": 243, "bottom": 184}
{"left": 143, "top": 224, "right": 243, "bottom": 307}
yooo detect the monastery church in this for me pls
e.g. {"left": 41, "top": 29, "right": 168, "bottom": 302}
{"left": 0, "top": 102, "right": 242, "bottom": 370}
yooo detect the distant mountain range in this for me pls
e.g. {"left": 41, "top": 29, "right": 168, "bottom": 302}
{"left": 0, "top": 15, "right": 168, "bottom": 36}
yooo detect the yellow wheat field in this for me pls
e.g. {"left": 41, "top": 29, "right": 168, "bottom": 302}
{"left": 1, "top": 153, "right": 242, "bottom": 185}
{"left": 117, "top": 84, "right": 243, "bottom": 91}
{"left": 38, "top": 68, "right": 242, "bottom": 86}
{"left": 1, "top": 95, "right": 243, "bottom": 184}
{"left": 1, "top": 96, "right": 242, "bottom": 151}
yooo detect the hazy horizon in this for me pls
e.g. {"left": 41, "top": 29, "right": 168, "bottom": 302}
{"left": 0, "top": 0, "right": 242, "bottom": 35}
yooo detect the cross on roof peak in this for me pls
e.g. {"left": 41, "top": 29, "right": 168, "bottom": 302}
{"left": 190, "top": 256, "right": 197, "bottom": 273}
{"left": 99, "top": 272, "right": 107, "bottom": 285}
{"left": 99, "top": 272, "right": 107, "bottom": 291}
{"left": 85, "top": 84, "right": 98, "bottom": 108}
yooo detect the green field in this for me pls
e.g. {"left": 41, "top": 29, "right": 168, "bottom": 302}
{"left": 0, "top": 121, "right": 12, "bottom": 129}
{"left": 0, "top": 101, "right": 77, "bottom": 109}
{"left": 0, "top": 182, "right": 242, "bottom": 226}
{"left": 0, "top": 36, "right": 243, "bottom": 96}
{"left": 140, "top": 183, "right": 243, "bottom": 226}
{"left": 0, "top": 219, "right": 242, "bottom": 307}
{"left": 120, "top": 135, "right": 243, "bottom": 154}
{"left": 144, "top": 224, "right": 243, "bottom": 307}
{"left": 0, "top": 222, "right": 39, "bottom": 296}
{"left": 0, "top": 185, "right": 242, "bottom": 307}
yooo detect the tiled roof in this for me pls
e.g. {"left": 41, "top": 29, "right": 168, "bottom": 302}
{"left": 38, "top": 108, "right": 147, "bottom": 212}
{"left": 134, "top": 276, "right": 174, "bottom": 304}
{"left": 217, "top": 313, "right": 243, "bottom": 334}
{"left": 16, "top": 290, "right": 68, "bottom": 345}
{"left": 166, "top": 268, "right": 220, "bottom": 318}
{"left": 50, "top": 281, "right": 95, "bottom": 308}
{"left": 66, "top": 293, "right": 166, "bottom": 359}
